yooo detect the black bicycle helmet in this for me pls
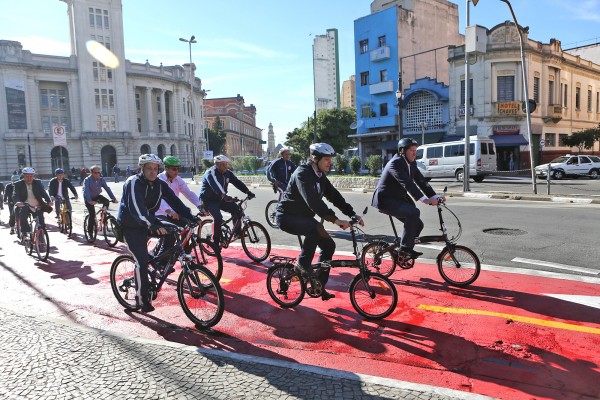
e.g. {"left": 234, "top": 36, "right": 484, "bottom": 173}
{"left": 397, "top": 138, "right": 419, "bottom": 153}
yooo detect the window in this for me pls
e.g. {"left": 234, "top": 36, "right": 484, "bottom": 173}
{"left": 135, "top": 93, "right": 140, "bottom": 111}
{"left": 379, "top": 103, "right": 388, "bottom": 116}
{"left": 96, "top": 115, "right": 102, "bottom": 131}
{"left": 360, "top": 72, "right": 369, "bottom": 86}
{"left": 378, "top": 36, "right": 386, "bottom": 47}
{"left": 587, "top": 90, "right": 592, "bottom": 112}
{"left": 427, "top": 146, "right": 443, "bottom": 158}
{"left": 89, "top": 8, "right": 108, "bottom": 29}
{"left": 576, "top": 87, "right": 581, "bottom": 110}
{"left": 497, "top": 76, "right": 515, "bottom": 101}
{"left": 488, "top": 143, "right": 495, "bottom": 155}
{"left": 405, "top": 91, "right": 443, "bottom": 130}
{"left": 93, "top": 62, "right": 99, "bottom": 80}
{"left": 580, "top": 156, "right": 591, "bottom": 164}
{"left": 158, "top": 119, "right": 162, "bottom": 132}
{"left": 533, "top": 77, "right": 540, "bottom": 104}
{"left": 548, "top": 80, "right": 554, "bottom": 105}
{"left": 137, "top": 117, "right": 141, "bottom": 133}
{"left": 156, "top": 96, "right": 161, "bottom": 112}
{"left": 359, "top": 39, "right": 368, "bottom": 54}
{"left": 94, "top": 89, "right": 100, "bottom": 108}
{"left": 460, "top": 79, "right": 473, "bottom": 105}
{"left": 597, "top": 92, "right": 600, "bottom": 113}
{"left": 360, "top": 104, "right": 372, "bottom": 118}
{"left": 58, "top": 90, "right": 67, "bottom": 110}
{"left": 379, "top": 69, "right": 387, "bottom": 82}
{"left": 564, "top": 84, "right": 568, "bottom": 107}
{"left": 42, "top": 116, "right": 51, "bottom": 133}
{"left": 108, "top": 89, "right": 114, "bottom": 108}
{"left": 101, "top": 89, "right": 108, "bottom": 108}
{"left": 40, "top": 89, "right": 49, "bottom": 109}
{"left": 559, "top": 133, "right": 568, "bottom": 146}
{"left": 545, "top": 132, "right": 556, "bottom": 147}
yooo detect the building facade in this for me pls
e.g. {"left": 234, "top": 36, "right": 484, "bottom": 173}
{"left": 204, "top": 95, "right": 264, "bottom": 158}
{"left": 341, "top": 75, "right": 356, "bottom": 109}
{"left": 313, "top": 29, "right": 340, "bottom": 111}
{"left": 352, "top": 0, "right": 463, "bottom": 163}
{"left": 448, "top": 22, "right": 600, "bottom": 170}
{"left": 0, "top": 0, "right": 206, "bottom": 178}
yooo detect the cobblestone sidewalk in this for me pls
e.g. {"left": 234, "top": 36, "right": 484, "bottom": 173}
{"left": 0, "top": 307, "right": 495, "bottom": 400}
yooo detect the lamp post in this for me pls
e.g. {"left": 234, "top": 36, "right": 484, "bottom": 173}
{"left": 419, "top": 121, "right": 428, "bottom": 145}
{"left": 27, "top": 132, "right": 32, "bottom": 166}
{"left": 395, "top": 71, "right": 404, "bottom": 140}
{"left": 179, "top": 35, "right": 197, "bottom": 169}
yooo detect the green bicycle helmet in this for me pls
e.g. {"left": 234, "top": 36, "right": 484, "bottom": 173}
{"left": 163, "top": 155, "right": 181, "bottom": 167}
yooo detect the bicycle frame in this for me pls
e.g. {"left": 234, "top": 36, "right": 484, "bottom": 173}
{"left": 219, "top": 197, "right": 250, "bottom": 247}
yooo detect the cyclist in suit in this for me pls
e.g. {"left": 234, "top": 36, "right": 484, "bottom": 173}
{"left": 48, "top": 168, "right": 79, "bottom": 219}
{"left": 12, "top": 167, "right": 52, "bottom": 234}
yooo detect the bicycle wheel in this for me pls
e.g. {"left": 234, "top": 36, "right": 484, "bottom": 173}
{"left": 191, "top": 237, "right": 223, "bottom": 282}
{"left": 58, "top": 211, "right": 65, "bottom": 233}
{"left": 437, "top": 245, "right": 481, "bottom": 287}
{"left": 177, "top": 264, "right": 224, "bottom": 329}
{"left": 65, "top": 212, "right": 73, "bottom": 238}
{"left": 361, "top": 241, "right": 397, "bottom": 277}
{"left": 110, "top": 255, "right": 140, "bottom": 310}
{"left": 103, "top": 216, "right": 119, "bottom": 247}
{"left": 264, "top": 200, "right": 279, "bottom": 228}
{"left": 241, "top": 221, "right": 271, "bottom": 262}
{"left": 197, "top": 219, "right": 216, "bottom": 256}
{"left": 349, "top": 272, "right": 398, "bottom": 320}
{"left": 266, "top": 264, "right": 305, "bottom": 308}
{"left": 23, "top": 233, "right": 32, "bottom": 255}
{"left": 34, "top": 228, "right": 50, "bottom": 262}
{"left": 83, "top": 214, "right": 97, "bottom": 243}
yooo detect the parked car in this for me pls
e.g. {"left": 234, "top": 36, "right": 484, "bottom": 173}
{"left": 535, "top": 155, "right": 600, "bottom": 180}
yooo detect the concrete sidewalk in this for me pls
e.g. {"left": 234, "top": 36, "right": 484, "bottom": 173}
{"left": 0, "top": 306, "right": 493, "bottom": 400}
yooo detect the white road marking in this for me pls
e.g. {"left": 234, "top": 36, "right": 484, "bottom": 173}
{"left": 512, "top": 257, "right": 599, "bottom": 275}
{"left": 543, "top": 294, "right": 600, "bottom": 310}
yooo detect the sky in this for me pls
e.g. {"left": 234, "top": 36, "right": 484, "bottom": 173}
{"left": 1, "top": 0, "right": 600, "bottom": 148}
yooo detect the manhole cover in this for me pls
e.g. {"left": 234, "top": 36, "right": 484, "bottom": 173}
{"left": 483, "top": 228, "right": 527, "bottom": 236}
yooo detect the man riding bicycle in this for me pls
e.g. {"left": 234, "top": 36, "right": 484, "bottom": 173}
{"left": 48, "top": 168, "right": 79, "bottom": 219}
{"left": 268, "top": 147, "right": 297, "bottom": 192}
{"left": 275, "top": 143, "right": 362, "bottom": 301}
{"left": 12, "top": 167, "right": 52, "bottom": 235}
{"left": 4, "top": 174, "right": 20, "bottom": 234}
{"left": 199, "top": 155, "right": 255, "bottom": 248}
{"left": 372, "top": 138, "right": 439, "bottom": 260}
{"left": 83, "top": 165, "right": 118, "bottom": 237}
{"left": 118, "top": 154, "right": 197, "bottom": 313}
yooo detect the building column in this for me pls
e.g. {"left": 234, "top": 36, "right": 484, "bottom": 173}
{"left": 145, "top": 87, "right": 153, "bottom": 132}
{"left": 159, "top": 89, "right": 167, "bottom": 133}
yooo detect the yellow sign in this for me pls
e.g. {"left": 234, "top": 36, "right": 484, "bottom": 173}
{"left": 498, "top": 101, "right": 520, "bottom": 114}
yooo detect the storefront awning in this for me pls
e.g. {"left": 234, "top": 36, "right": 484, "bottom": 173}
{"left": 490, "top": 134, "right": 529, "bottom": 147}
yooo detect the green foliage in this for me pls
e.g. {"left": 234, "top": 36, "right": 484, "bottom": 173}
{"left": 561, "top": 124, "right": 600, "bottom": 152}
{"left": 201, "top": 159, "right": 213, "bottom": 169}
{"left": 285, "top": 108, "right": 357, "bottom": 161}
{"left": 349, "top": 156, "right": 362, "bottom": 175}
{"left": 289, "top": 152, "right": 303, "bottom": 166}
{"left": 365, "top": 155, "right": 382, "bottom": 176}
{"left": 231, "top": 157, "right": 244, "bottom": 171}
{"left": 207, "top": 117, "right": 226, "bottom": 155}
{"left": 247, "top": 156, "right": 261, "bottom": 173}
{"left": 332, "top": 154, "right": 348, "bottom": 174}
{"left": 231, "top": 156, "right": 262, "bottom": 173}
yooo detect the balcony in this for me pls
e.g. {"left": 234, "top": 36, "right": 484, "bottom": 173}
{"left": 370, "top": 46, "right": 390, "bottom": 62}
{"left": 543, "top": 104, "right": 563, "bottom": 123}
{"left": 82, "top": 131, "right": 132, "bottom": 139}
{"left": 369, "top": 80, "right": 394, "bottom": 95}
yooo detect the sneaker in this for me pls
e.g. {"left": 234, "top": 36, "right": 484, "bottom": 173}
{"left": 140, "top": 302, "right": 155, "bottom": 313}
{"left": 9, "top": 228, "right": 14, "bottom": 235}
{"left": 321, "top": 290, "right": 336, "bottom": 301}
{"left": 400, "top": 248, "right": 423, "bottom": 259}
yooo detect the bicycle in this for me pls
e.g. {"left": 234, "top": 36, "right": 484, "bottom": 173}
{"left": 265, "top": 186, "right": 284, "bottom": 228}
{"left": 16, "top": 203, "right": 50, "bottom": 262}
{"left": 110, "top": 219, "right": 225, "bottom": 329}
{"left": 55, "top": 196, "right": 76, "bottom": 238}
{"left": 266, "top": 208, "right": 398, "bottom": 320}
{"left": 84, "top": 203, "right": 119, "bottom": 247}
{"left": 361, "top": 188, "right": 481, "bottom": 287}
{"left": 147, "top": 214, "right": 224, "bottom": 282}
{"left": 198, "top": 195, "right": 271, "bottom": 262}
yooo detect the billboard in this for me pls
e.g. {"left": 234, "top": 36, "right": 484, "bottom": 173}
{"left": 5, "top": 80, "right": 27, "bottom": 129}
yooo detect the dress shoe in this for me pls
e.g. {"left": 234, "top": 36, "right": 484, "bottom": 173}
{"left": 140, "top": 302, "right": 155, "bottom": 313}
{"left": 400, "top": 248, "right": 423, "bottom": 259}
{"left": 321, "top": 290, "right": 336, "bottom": 301}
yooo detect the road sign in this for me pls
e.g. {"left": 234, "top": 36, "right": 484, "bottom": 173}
{"left": 540, "top": 139, "right": 545, "bottom": 148}
{"left": 52, "top": 125, "right": 67, "bottom": 146}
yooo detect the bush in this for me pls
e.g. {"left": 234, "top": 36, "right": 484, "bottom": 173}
{"left": 290, "top": 153, "right": 303, "bottom": 166}
{"left": 365, "top": 155, "right": 382, "bottom": 176}
{"left": 332, "top": 155, "right": 348, "bottom": 174}
{"left": 349, "top": 156, "right": 361, "bottom": 175}
{"left": 247, "top": 156, "right": 261, "bottom": 173}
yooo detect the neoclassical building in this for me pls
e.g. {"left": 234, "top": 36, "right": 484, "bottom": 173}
{"left": 0, "top": 0, "right": 206, "bottom": 178}
{"left": 448, "top": 22, "right": 600, "bottom": 170}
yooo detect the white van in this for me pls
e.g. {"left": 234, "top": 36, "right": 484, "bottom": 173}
{"left": 415, "top": 136, "right": 497, "bottom": 182}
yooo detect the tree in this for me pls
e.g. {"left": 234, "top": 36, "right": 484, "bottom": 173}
{"left": 561, "top": 128, "right": 598, "bottom": 153}
{"left": 349, "top": 156, "right": 362, "bottom": 175}
{"left": 332, "top": 154, "right": 348, "bottom": 174}
{"left": 365, "top": 155, "right": 382, "bottom": 176}
{"left": 207, "top": 117, "right": 227, "bottom": 155}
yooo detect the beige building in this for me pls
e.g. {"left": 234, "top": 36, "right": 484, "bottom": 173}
{"left": 341, "top": 75, "right": 356, "bottom": 109}
{"left": 0, "top": 0, "right": 206, "bottom": 178}
{"left": 448, "top": 22, "right": 600, "bottom": 170}
{"left": 313, "top": 29, "right": 340, "bottom": 111}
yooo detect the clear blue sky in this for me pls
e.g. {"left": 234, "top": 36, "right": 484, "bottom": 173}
{"left": 1, "top": 0, "right": 599, "bottom": 148}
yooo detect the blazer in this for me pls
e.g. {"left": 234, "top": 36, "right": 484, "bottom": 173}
{"left": 372, "top": 153, "right": 436, "bottom": 208}
{"left": 48, "top": 177, "right": 78, "bottom": 199}
{"left": 12, "top": 179, "right": 51, "bottom": 205}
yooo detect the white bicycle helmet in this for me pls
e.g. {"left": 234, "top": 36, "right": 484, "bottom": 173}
{"left": 214, "top": 155, "right": 230, "bottom": 163}
{"left": 310, "top": 143, "right": 336, "bottom": 158}
{"left": 22, "top": 167, "right": 36, "bottom": 174}
{"left": 138, "top": 153, "right": 163, "bottom": 167}
{"left": 279, "top": 146, "right": 292, "bottom": 154}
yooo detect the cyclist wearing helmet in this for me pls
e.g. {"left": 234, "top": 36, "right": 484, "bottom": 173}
{"left": 372, "top": 138, "right": 439, "bottom": 259}
{"left": 48, "top": 168, "right": 78, "bottom": 219}
{"left": 268, "top": 147, "right": 297, "bottom": 192}
{"left": 200, "top": 155, "right": 255, "bottom": 247}
{"left": 12, "top": 167, "right": 52, "bottom": 235}
{"left": 83, "top": 165, "right": 118, "bottom": 237}
{"left": 4, "top": 174, "right": 20, "bottom": 234}
{"left": 275, "top": 143, "right": 362, "bottom": 301}
{"left": 118, "top": 154, "right": 196, "bottom": 313}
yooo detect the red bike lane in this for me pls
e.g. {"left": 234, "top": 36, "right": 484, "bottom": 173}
{"left": 1, "top": 223, "right": 599, "bottom": 400}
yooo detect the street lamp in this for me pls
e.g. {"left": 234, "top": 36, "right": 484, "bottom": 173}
{"left": 396, "top": 71, "right": 404, "bottom": 140}
{"left": 179, "top": 35, "right": 197, "bottom": 169}
{"left": 418, "top": 121, "right": 428, "bottom": 145}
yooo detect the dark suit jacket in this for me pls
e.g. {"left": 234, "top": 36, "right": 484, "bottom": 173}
{"left": 48, "top": 177, "right": 78, "bottom": 199}
{"left": 372, "top": 153, "right": 436, "bottom": 208}
{"left": 12, "top": 179, "right": 51, "bottom": 205}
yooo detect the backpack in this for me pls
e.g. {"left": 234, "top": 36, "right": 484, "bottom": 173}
{"left": 265, "top": 160, "right": 275, "bottom": 183}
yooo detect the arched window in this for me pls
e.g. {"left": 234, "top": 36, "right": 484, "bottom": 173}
{"left": 140, "top": 144, "right": 151, "bottom": 154}
{"left": 157, "top": 144, "right": 166, "bottom": 159}
{"left": 51, "top": 146, "right": 70, "bottom": 172}
{"left": 101, "top": 145, "right": 117, "bottom": 176}
{"left": 405, "top": 91, "right": 443, "bottom": 130}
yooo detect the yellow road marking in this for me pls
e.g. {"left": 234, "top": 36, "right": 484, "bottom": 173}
{"left": 418, "top": 304, "right": 600, "bottom": 335}
{"left": 220, "top": 278, "right": 232, "bottom": 283}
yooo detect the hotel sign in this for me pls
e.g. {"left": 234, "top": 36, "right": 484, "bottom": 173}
{"left": 497, "top": 101, "right": 520, "bottom": 114}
